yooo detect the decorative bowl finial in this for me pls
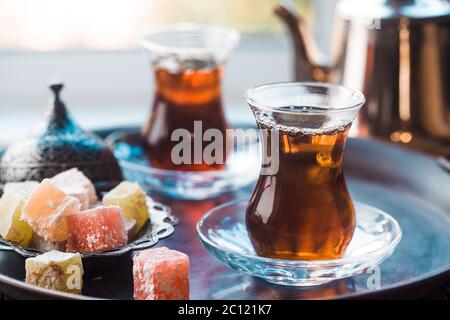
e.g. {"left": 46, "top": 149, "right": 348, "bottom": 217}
{"left": 49, "top": 80, "right": 64, "bottom": 104}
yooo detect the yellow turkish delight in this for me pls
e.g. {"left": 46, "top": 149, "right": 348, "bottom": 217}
{"left": 25, "top": 250, "right": 83, "bottom": 294}
{"left": 0, "top": 193, "right": 33, "bottom": 247}
{"left": 102, "top": 181, "right": 149, "bottom": 232}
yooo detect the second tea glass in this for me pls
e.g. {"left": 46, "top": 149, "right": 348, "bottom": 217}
{"left": 141, "top": 23, "right": 240, "bottom": 172}
{"left": 107, "top": 24, "right": 260, "bottom": 199}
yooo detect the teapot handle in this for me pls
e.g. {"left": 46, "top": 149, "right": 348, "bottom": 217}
{"left": 274, "top": 0, "right": 335, "bottom": 82}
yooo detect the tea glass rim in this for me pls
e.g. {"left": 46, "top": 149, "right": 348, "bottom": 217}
{"left": 140, "top": 23, "right": 240, "bottom": 56}
{"left": 245, "top": 81, "right": 366, "bottom": 115}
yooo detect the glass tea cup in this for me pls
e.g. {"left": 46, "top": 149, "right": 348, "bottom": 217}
{"left": 245, "top": 82, "right": 365, "bottom": 260}
{"left": 140, "top": 24, "right": 240, "bottom": 172}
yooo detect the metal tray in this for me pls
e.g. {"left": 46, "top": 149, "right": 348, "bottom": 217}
{"left": 0, "top": 128, "right": 449, "bottom": 299}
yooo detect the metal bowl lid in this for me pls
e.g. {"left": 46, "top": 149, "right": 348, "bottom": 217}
{"left": 0, "top": 81, "right": 122, "bottom": 191}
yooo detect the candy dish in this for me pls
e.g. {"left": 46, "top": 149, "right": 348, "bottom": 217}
{"left": 0, "top": 197, "right": 177, "bottom": 278}
{"left": 106, "top": 129, "right": 260, "bottom": 200}
{"left": 197, "top": 200, "right": 402, "bottom": 286}
{"left": 0, "top": 197, "right": 177, "bottom": 259}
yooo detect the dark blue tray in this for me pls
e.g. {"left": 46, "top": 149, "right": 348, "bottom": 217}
{"left": 0, "top": 127, "right": 449, "bottom": 299}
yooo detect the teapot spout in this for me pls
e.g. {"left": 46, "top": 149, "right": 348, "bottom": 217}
{"left": 274, "top": 1, "right": 334, "bottom": 82}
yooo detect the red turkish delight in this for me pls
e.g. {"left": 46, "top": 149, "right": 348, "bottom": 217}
{"left": 133, "top": 247, "right": 189, "bottom": 300}
{"left": 66, "top": 206, "right": 128, "bottom": 253}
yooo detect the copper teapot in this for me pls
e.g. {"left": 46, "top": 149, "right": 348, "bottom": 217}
{"left": 275, "top": 0, "right": 450, "bottom": 153}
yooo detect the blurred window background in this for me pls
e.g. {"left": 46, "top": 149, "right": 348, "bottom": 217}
{"left": 0, "top": 0, "right": 337, "bottom": 144}
{"left": 0, "top": 0, "right": 323, "bottom": 51}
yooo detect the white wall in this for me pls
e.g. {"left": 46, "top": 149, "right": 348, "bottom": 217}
{"left": 0, "top": 0, "right": 339, "bottom": 145}
{"left": 0, "top": 36, "right": 290, "bottom": 145}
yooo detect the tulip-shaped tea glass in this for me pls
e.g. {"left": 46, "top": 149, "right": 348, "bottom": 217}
{"left": 141, "top": 23, "right": 239, "bottom": 172}
{"left": 107, "top": 24, "right": 260, "bottom": 199}
{"left": 197, "top": 83, "right": 402, "bottom": 286}
{"left": 245, "top": 82, "right": 365, "bottom": 260}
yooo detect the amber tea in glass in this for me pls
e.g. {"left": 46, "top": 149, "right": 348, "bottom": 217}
{"left": 245, "top": 83, "right": 365, "bottom": 260}
{"left": 141, "top": 24, "right": 239, "bottom": 172}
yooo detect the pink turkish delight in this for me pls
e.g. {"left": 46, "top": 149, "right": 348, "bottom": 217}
{"left": 56, "top": 185, "right": 89, "bottom": 210}
{"left": 29, "top": 233, "right": 67, "bottom": 252}
{"left": 51, "top": 168, "right": 97, "bottom": 205}
{"left": 125, "top": 219, "right": 137, "bottom": 241}
{"left": 133, "top": 247, "right": 189, "bottom": 300}
{"left": 66, "top": 206, "right": 128, "bottom": 253}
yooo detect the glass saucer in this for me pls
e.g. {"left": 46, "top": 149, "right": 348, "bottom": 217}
{"left": 106, "top": 129, "right": 260, "bottom": 200}
{"left": 197, "top": 200, "right": 402, "bottom": 286}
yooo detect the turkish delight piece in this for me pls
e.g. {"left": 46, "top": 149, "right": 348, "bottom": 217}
{"left": 70, "top": 189, "right": 89, "bottom": 211}
{"left": 51, "top": 168, "right": 97, "bottom": 204}
{"left": 25, "top": 250, "right": 83, "bottom": 294}
{"left": 66, "top": 206, "right": 128, "bottom": 253}
{"left": 29, "top": 233, "right": 67, "bottom": 252}
{"left": 125, "top": 219, "right": 137, "bottom": 240}
{"left": 22, "top": 179, "right": 81, "bottom": 242}
{"left": 0, "top": 193, "right": 33, "bottom": 247}
{"left": 133, "top": 247, "right": 189, "bottom": 300}
{"left": 53, "top": 183, "right": 90, "bottom": 210}
{"left": 103, "top": 181, "right": 149, "bottom": 233}
{"left": 3, "top": 181, "right": 39, "bottom": 200}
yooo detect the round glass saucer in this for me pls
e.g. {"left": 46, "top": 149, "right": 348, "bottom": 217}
{"left": 106, "top": 129, "right": 260, "bottom": 200}
{"left": 197, "top": 200, "right": 402, "bottom": 286}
